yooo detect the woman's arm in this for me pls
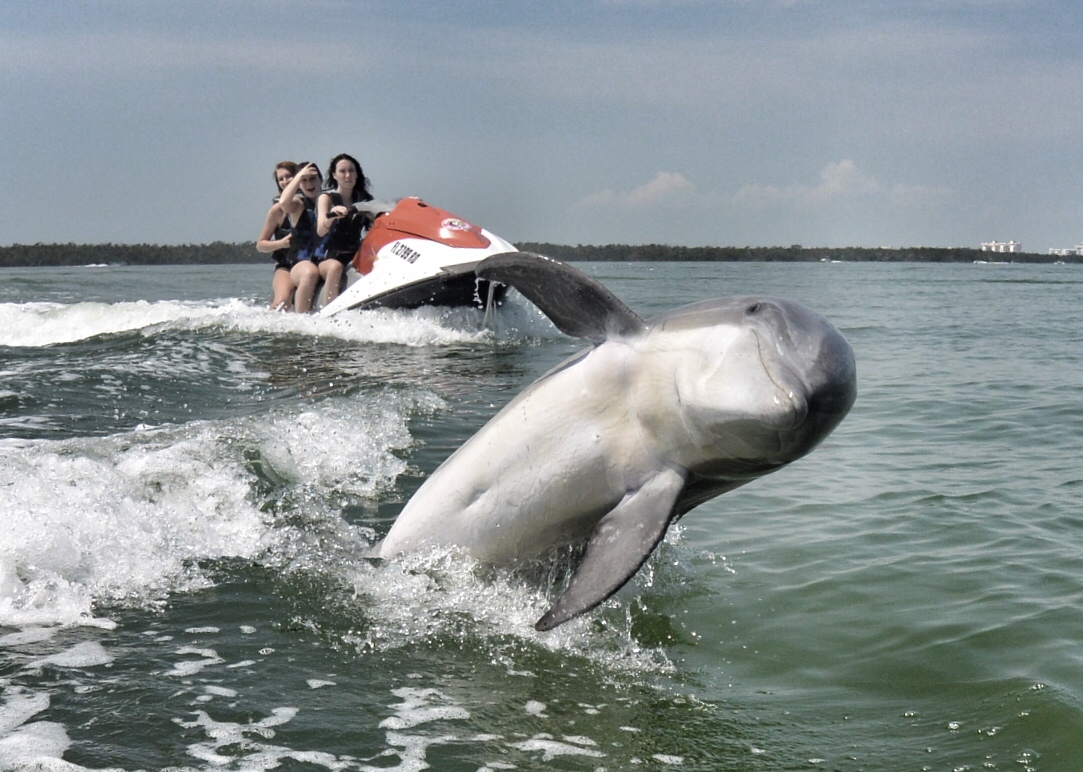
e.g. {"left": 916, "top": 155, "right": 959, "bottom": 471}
{"left": 317, "top": 192, "right": 339, "bottom": 237}
{"left": 255, "top": 202, "right": 289, "bottom": 253}
{"left": 277, "top": 163, "right": 314, "bottom": 221}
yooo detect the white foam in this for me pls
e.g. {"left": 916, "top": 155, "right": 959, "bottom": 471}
{"left": 250, "top": 392, "right": 423, "bottom": 500}
{"left": 0, "top": 291, "right": 554, "bottom": 352}
{"left": 653, "top": 753, "right": 686, "bottom": 764}
{"left": 364, "top": 690, "right": 474, "bottom": 771}
{"left": 168, "top": 663, "right": 654, "bottom": 770}
{"left": 378, "top": 688, "right": 471, "bottom": 730}
{"left": 165, "top": 646, "right": 225, "bottom": 677}
{"left": 0, "top": 687, "right": 77, "bottom": 771}
{"left": 509, "top": 734, "right": 606, "bottom": 761}
{"left": 346, "top": 545, "right": 679, "bottom": 675}
{"left": 177, "top": 707, "right": 351, "bottom": 771}
{"left": 313, "top": 294, "right": 560, "bottom": 347}
{"left": 0, "top": 628, "right": 53, "bottom": 648}
{"left": 25, "top": 641, "right": 114, "bottom": 673}
{"left": 0, "top": 427, "right": 267, "bottom": 628}
{"left": 0, "top": 298, "right": 247, "bottom": 348}
{"left": 0, "top": 384, "right": 421, "bottom": 630}
{"left": 0, "top": 721, "right": 74, "bottom": 769}
{"left": 0, "top": 688, "right": 50, "bottom": 736}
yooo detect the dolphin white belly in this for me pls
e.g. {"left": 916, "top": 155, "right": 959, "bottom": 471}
{"left": 377, "top": 342, "right": 648, "bottom": 562}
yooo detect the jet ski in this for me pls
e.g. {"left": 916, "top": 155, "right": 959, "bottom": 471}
{"left": 318, "top": 197, "right": 516, "bottom": 317}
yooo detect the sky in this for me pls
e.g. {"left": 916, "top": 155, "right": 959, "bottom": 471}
{"left": 2, "top": 0, "right": 1082, "bottom": 251}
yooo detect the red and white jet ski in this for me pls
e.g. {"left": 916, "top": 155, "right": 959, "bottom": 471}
{"left": 318, "top": 197, "right": 516, "bottom": 318}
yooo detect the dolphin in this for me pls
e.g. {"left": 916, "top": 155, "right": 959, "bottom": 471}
{"left": 374, "top": 253, "right": 857, "bottom": 631}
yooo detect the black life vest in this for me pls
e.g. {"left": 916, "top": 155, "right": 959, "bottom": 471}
{"left": 283, "top": 196, "right": 329, "bottom": 265}
{"left": 323, "top": 191, "right": 374, "bottom": 263}
{"left": 270, "top": 196, "right": 293, "bottom": 269}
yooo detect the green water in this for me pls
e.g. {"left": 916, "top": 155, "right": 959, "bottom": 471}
{"left": 1, "top": 260, "right": 1080, "bottom": 770}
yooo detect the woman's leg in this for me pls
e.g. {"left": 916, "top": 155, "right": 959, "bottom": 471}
{"left": 291, "top": 262, "right": 320, "bottom": 313}
{"left": 319, "top": 260, "right": 345, "bottom": 305}
{"left": 271, "top": 266, "right": 295, "bottom": 311}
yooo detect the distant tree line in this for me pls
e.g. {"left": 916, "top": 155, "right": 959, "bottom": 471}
{"left": 518, "top": 243, "right": 1081, "bottom": 264}
{"left": 1, "top": 241, "right": 1078, "bottom": 267}
{"left": 0, "top": 242, "right": 260, "bottom": 267}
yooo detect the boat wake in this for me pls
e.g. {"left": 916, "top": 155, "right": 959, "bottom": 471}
{"left": 0, "top": 291, "right": 557, "bottom": 350}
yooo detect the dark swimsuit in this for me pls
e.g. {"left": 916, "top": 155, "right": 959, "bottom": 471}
{"left": 281, "top": 196, "right": 329, "bottom": 267}
{"left": 268, "top": 196, "right": 294, "bottom": 271}
{"left": 271, "top": 209, "right": 294, "bottom": 271}
{"left": 321, "top": 191, "right": 374, "bottom": 265}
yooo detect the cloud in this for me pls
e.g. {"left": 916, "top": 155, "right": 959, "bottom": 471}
{"left": 563, "top": 160, "right": 957, "bottom": 247}
{"left": 580, "top": 161, "right": 946, "bottom": 217}
{"left": 579, "top": 171, "right": 697, "bottom": 208}
{"left": 731, "top": 159, "right": 879, "bottom": 211}
{"left": 730, "top": 159, "right": 950, "bottom": 213}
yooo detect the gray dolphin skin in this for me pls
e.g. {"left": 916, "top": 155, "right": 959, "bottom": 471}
{"left": 374, "top": 253, "right": 857, "bottom": 631}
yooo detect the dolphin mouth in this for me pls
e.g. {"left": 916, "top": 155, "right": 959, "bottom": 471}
{"left": 754, "top": 330, "right": 809, "bottom": 430}
{"left": 749, "top": 301, "right": 857, "bottom": 447}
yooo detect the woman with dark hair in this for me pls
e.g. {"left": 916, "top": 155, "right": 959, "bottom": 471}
{"left": 317, "top": 153, "right": 374, "bottom": 305}
{"left": 275, "top": 162, "right": 328, "bottom": 313}
{"left": 255, "top": 160, "right": 300, "bottom": 310}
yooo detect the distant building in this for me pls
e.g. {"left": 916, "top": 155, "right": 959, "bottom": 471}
{"left": 981, "top": 240, "right": 1022, "bottom": 253}
{"left": 1048, "top": 243, "right": 1083, "bottom": 256}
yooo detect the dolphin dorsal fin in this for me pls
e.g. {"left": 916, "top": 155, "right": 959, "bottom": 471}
{"left": 477, "top": 252, "right": 646, "bottom": 343}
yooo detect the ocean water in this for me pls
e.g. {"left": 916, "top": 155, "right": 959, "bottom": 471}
{"left": 0, "top": 259, "right": 1080, "bottom": 771}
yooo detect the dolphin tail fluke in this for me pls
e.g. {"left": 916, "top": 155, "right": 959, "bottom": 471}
{"left": 535, "top": 468, "right": 686, "bottom": 632}
{"left": 477, "top": 252, "right": 646, "bottom": 343}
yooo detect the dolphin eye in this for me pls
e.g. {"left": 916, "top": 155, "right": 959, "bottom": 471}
{"left": 745, "top": 302, "right": 763, "bottom": 315}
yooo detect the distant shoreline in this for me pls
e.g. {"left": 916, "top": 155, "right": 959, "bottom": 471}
{"left": 0, "top": 241, "right": 1079, "bottom": 267}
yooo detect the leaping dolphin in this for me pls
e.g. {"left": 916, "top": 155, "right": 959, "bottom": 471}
{"left": 374, "top": 253, "right": 857, "bottom": 631}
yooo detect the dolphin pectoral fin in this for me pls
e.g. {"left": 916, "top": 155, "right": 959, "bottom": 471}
{"left": 477, "top": 252, "right": 646, "bottom": 343}
{"left": 535, "top": 468, "right": 686, "bottom": 632}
